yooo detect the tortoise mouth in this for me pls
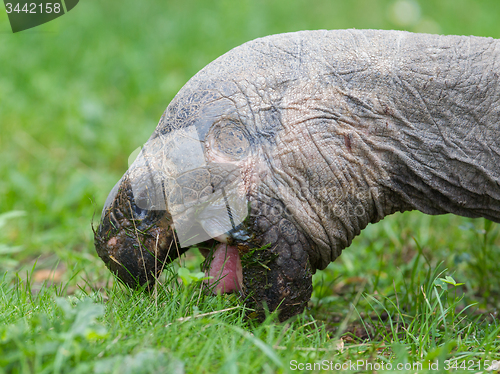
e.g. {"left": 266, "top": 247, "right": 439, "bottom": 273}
{"left": 95, "top": 171, "right": 253, "bottom": 292}
{"left": 95, "top": 205, "right": 248, "bottom": 294}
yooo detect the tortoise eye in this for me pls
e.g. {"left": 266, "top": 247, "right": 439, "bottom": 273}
{"left": 210, "top": 121, "right": 250, "bottom": 160}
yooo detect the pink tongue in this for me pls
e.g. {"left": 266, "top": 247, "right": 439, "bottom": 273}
{"left": 206, "top": 243, "right": 243, "bottom": 294}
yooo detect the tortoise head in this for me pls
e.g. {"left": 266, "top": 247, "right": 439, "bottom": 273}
{"left": 94, "top": 86, "right": 257, "bottom": 290}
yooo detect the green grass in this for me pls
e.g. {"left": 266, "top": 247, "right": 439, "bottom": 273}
{"left": 1, "top": 0, "right": 500, "bottom": 372}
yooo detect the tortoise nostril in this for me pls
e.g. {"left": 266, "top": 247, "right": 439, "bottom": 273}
{"left": 133, "top": 198, "right": 149, "bottom": 219}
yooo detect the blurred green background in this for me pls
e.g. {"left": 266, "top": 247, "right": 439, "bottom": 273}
{"left": 1, "top": 0, "right": 500, "bottom": 292}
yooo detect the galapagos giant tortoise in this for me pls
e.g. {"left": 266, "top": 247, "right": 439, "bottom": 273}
{"left": 94, "top": 29, "right": 500, "bottom": 321}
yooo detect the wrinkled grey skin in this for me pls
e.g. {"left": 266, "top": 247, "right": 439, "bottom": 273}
{"left": 95, "top": 29, "right": 500, "bottom": 321}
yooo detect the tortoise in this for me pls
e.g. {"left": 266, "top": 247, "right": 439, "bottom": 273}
{"left": 95, "top": 29, "right": 500, "bottom": 321}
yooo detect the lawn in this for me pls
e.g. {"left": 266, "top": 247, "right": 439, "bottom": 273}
{"left": 1, "top": 0, "right": 499, "bottom": 373}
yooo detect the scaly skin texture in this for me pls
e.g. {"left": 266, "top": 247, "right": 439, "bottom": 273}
{"left": 95, "top": 30, "right": 500, "bottom": 321}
